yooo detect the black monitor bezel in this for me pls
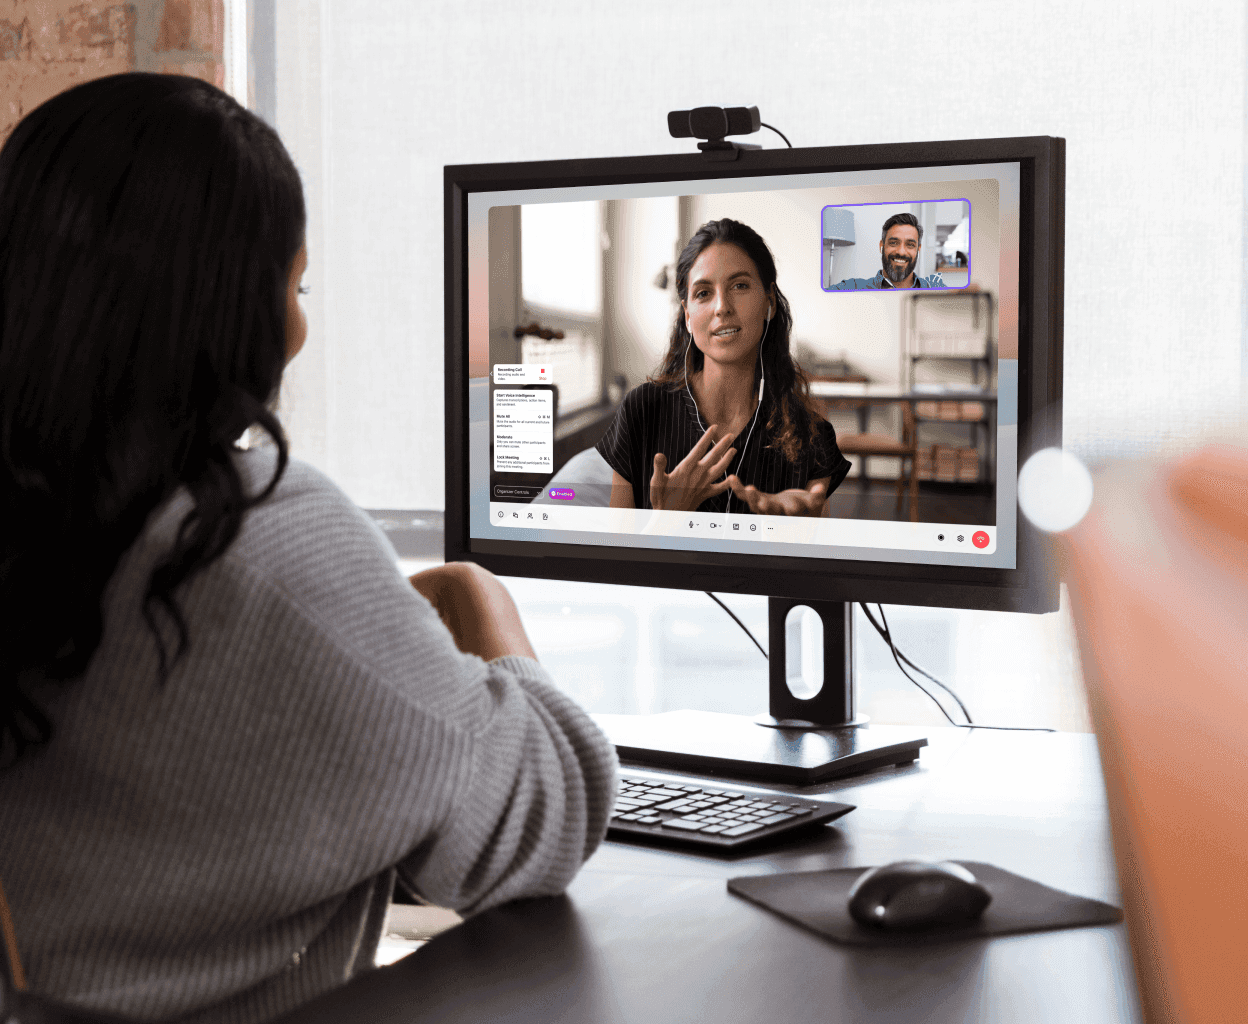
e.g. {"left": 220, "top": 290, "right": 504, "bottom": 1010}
{"left": 445, "top": 136, "right": 1064, "bottom": 614}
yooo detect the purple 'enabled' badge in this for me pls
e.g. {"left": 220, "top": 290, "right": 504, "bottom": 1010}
{"left": 550, "top": 488, "right": 575, "bottom": 500}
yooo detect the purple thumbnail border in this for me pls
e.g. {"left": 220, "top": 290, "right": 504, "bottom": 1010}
{"left": 819, "top": 198, "right": 972, "bottom": 294}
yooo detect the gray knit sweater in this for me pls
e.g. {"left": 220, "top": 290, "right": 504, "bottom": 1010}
{"left": 0, "top": 450, "right": 617, "bottom": 1023}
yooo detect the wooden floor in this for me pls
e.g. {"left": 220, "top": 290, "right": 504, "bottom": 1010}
{"left": 826, "top": 478, "right": 995, "bottom": 525}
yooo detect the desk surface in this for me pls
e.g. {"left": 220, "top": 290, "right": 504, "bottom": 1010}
{"left": 288, "top": 726, "right": 1141, "bottom": 1024}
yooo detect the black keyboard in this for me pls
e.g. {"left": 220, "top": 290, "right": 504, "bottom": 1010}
{"left": 607, "top": 772, "right": 855, "bottom": 851}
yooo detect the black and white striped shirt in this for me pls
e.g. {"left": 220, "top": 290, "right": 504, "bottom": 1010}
{"left": 596, "top": 381, "right": 850, "bottom": 514}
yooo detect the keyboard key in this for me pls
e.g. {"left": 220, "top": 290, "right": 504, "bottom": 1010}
{"left": 661, "top": 818, "right": 708, "bottom": 831}
{"left": 618, "top": 813, "right": 643, "bottom": 821}
{"left": 637, "top": 815, "right": 661, "bottom": 824}
{"left": 756, "top": 813, "right": 793, "bottom": 826}
{"left": 723, "top": 822, "right": 765, "bottom": 836}
{"left": 701, "top": 824, "right": 727, "bottom": 834}
{"left": 657, "top": 800, "right": 691, "bottom": 811}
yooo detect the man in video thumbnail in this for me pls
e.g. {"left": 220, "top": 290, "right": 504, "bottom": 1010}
{"left": 830, "top": 213, "right": 947, "bottom": 290}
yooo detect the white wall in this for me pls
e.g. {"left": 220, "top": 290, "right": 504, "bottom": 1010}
{"left": 275, "top": 0, "right": 1244, "bottom": 507}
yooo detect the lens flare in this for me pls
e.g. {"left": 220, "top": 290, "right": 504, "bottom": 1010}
{"left": 1018, "top": 448, "right": 1094, "bottom": 533}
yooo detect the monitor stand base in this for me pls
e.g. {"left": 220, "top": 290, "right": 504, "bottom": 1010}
{"left": 594, "top": 599, "right": 927, "bottom": 785}
{"left": 753, "top": 712, "right": 870, "bottom": 730}
{"left": 592, "top": 710, "right": 927, "bottom": 786}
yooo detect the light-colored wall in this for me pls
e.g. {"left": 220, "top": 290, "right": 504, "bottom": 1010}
{"left": 605, "top": 197, "right": 681, "bottom": 390}
{"left": 273, "top": 0, "right": 1243, "bottom": 508}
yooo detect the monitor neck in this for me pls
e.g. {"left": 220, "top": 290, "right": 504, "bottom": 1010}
{"left": 758, "top": 598, "right": 869, "bottom": 730}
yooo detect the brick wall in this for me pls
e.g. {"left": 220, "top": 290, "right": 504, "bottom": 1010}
{"left": 0, "top": 0, "right": 225, "bottom": 147}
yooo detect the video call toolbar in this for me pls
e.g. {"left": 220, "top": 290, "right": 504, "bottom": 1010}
{"left": 488, "top": 502, "right": 996, "bottom": 554}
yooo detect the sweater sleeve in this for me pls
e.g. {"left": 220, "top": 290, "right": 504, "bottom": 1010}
{"left": 397, "top": 654, "right": 617, "bottom": 913}
{"left": 230, "top": 455, "right": 619, "bottom": 916}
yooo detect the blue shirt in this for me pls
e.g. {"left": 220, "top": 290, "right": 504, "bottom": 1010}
{"left": 829, "top": 269, "right": 948, "bottom": 291}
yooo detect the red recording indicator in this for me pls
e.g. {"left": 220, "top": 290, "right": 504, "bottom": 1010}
{"left": 972, "top": 531, "right": 990, "bottom": 549}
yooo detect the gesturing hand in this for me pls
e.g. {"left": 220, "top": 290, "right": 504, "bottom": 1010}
{"left": 726, "top": 476, "right": 829, "bottom": 517}
{"left": 650, "top": 426, "right": 737, "bottom": 512}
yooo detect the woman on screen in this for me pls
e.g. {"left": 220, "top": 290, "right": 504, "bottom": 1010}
{"left": 0, "top": 73, "right": 614, "bottom": 1023}
{"left": 598, "top": 218, "right": 850, "bottom": 515}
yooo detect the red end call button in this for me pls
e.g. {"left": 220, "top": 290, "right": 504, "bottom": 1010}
{"left": 972, "top": 531, "right": 990, "bottom": 549}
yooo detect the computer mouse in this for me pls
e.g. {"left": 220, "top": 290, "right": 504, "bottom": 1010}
{"left": 847, "top": 860, "right": 992, "bottom": 930}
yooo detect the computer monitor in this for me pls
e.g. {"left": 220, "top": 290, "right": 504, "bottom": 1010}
{"left": 445, "top": 136, "right": 1064, "bottom": 783}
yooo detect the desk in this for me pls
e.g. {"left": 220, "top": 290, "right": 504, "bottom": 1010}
{"left": 285, "top": 726, "right": 1140, "bottom": 1023}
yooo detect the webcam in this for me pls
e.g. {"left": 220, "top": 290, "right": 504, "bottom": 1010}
{"left": 668, "top": 106, "right": 762, "bottom": 161}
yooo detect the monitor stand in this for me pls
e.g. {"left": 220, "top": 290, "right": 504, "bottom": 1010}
{"left": 592, "top": 599, "right": 927, "bottom": 785}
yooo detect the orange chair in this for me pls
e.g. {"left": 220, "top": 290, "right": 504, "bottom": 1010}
{"left": 1064, "top": 443, "right": 1248, "bottom": 1024}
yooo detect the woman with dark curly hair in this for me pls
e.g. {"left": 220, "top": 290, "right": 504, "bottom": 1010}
{"left": 597, "top": 218, "right": 850, "bottom": 516}
{"left": 0, "top": 74, "right": 614, "bottom": 1023}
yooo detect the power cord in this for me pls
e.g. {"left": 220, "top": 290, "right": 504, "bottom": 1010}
{"left": 705, "top": 593, "right": 767, "bottom": 659}
{"left": 760, "top": 122, "right": 792, "bottom": 148}
{"left": 704, "top": 593, "right": 1054, "bottom": 733}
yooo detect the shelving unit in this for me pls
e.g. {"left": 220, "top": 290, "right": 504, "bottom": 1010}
{"left": 902, "top": 291, "right": 996, "bottom": 484}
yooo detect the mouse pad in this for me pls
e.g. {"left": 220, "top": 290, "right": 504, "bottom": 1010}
{"left": 728, "top": 862, "right": 1123, "bottom": 947}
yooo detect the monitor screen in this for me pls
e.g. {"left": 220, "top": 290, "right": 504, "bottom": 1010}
{"left": 445, "top": 138, "right": 1063, "bottom": 613}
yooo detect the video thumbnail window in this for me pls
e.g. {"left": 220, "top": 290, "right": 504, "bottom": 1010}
{"left": 480, "top": 176, "right": 1008, "bottom": 537}
{"left": 822, "top": 200, "right": 971, "bottom": 291}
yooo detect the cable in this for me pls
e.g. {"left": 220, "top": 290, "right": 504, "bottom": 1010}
{"left": 859, "top": 603, "right": 1055, "bottom": 733}
{"left": 860, "top": 604, "right": 974, "bottom": 721}
{"left": 702, "top": 592, "right": 1054, "bottom": 733}
{"left": 760, "top": 122, "right": 792, "bottom": 148}
{"left": 705, "top": 593, "right": 767, "bottom": 660}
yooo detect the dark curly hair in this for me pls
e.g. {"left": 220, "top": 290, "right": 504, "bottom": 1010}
{"left": 0, "top": 73, "right": 306, "bottom": 763}
{"left": 650, "top": 218, "right": 823, "bottom": 462}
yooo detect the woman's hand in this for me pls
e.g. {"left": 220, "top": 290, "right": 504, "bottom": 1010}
{"left": 726, "top": 476, "right": 829, "bottom": 517}
{"left": 650, "top": 426, "right": 737, "bottom": 512}
{"left": 409, "top": 561, "right": 537, "bottom": 662}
